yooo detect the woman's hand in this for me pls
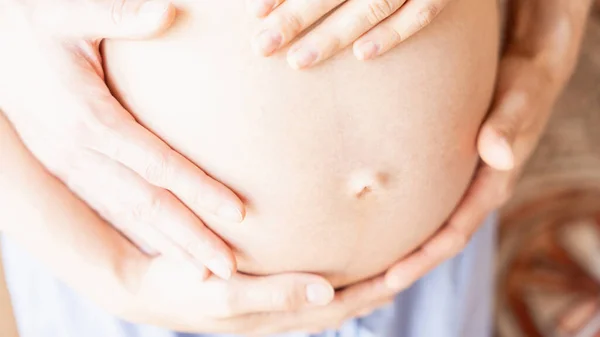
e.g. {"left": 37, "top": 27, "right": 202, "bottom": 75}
{"left": 247, "top": 0, "right": 454, "bottom": 69}
{"left": 0, "top": 0, "right": 243, "bottom": 279}
{"left": 0, "top": 103, "right": 387, "bottom": 334}
{"left": 382, "top": 0, "right": 594, "bottom": 291}
{"left": 0, "top": 111, "right": 337, "bottom": 333}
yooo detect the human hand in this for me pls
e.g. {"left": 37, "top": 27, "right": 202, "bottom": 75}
{"left": 1, "top": 105, "right": 392, "bottom": 334}
{"left": 247, "top": 0, "right": 455, "bottom": 69}
{"left": 0, "top": 111, "right": 337, "bottom": 333}
{"left": 0, "top": 0, "right": 242, "bottom": 279}
{"left": 380, "top": 0, "right": 594, "bottom": 291}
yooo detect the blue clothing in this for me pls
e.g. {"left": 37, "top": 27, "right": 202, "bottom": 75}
{"left": 2, "top": 215, "right": 496, "bottom": 337}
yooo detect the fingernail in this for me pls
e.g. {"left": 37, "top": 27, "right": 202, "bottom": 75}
{"left": 305, "top": 284, "right": 334, "bottom": 305}
{"left": 205, "top": 256, "right": 233, "bottom": 280}
{"left": 216, "top": 204, "right": 244, "bottom": 223}
{"left": 354, "top": 41, "right": 380, "bottom": 60}
{"left": 288, "top": 47, "right": 319, "bottom": 69}
{"left": 137, "top": 0, "right": 171, "bottom": 23}
{"left": 253, "top": 29, "right": 283, "bottom": 55}
{"left": 248, "top": 0, "right": 275, "bottom": 17}
{"left": 488, "top": 135, "right": 515, "bottom": 170}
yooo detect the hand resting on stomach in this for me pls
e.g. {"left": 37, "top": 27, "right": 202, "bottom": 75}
{"left": 102, "top": 0, "right": 499, "bottom": 288}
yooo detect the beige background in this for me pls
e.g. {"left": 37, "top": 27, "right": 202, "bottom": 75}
{"left": 1, "top": 3, "right": 599, "bottom": 337}
{"left": 0, "top": 249, "right": 18, "bottom": 337}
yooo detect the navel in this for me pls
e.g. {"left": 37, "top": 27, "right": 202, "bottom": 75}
{"left": 346, "top": 169, "right": 387, "bottom": 199}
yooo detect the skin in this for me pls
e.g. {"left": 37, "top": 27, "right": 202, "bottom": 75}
{"left": 0, "top": 0, "right": 591, "bottom": 334}
{"left": 247, "top": 0, "right": 457, "bottom": 68}
{"left": 102, "top": 0, "right": 498, "bottom": 288}
{"left": 383, "top": 0, "right": 594, "bottom": 290}
{"left": 0, "top": 0, "right": 241, "bottom": 280}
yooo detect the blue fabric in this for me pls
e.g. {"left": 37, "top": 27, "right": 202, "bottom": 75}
{"left": 2, "top": 215, "right": 496, "bottom": 337}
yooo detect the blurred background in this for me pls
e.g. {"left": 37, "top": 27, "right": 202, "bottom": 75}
{"left": 495, "top": 5, "right": 600, "bottom": 336}
{"left": 1, "top": 4, "right": 599, "bottom": 337}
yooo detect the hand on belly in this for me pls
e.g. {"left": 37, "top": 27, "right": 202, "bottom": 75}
{"left": 103, "top": 0, "right": 499, "bottom": 288}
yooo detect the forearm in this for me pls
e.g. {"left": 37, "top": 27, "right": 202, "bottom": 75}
{"left": 0, "top": 113, "right": 53, "bottom": 234}
{"left": 0, "top": 111, "right": 145, "bottom": 312}
{"left": 507, "top": 0, "right": 594, "bottom": 82}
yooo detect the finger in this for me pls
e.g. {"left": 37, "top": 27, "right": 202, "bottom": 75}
{"left": 477, "top": 89, "right": 532, "bottom": 171}
{"left": 354, "top": 298, "right": 393, "bottom": 317}
{"left": 269, "top": 276, "right": 392, "bottom": 334}
{"left": 246, "top": 0, "right": 286, "bottom": 18}
{"left": 30, "top": 0, "right": 176, "bottom": 39}
{"left": 478, "top": 75, "right": 550, "bottom": 172}
{"left": 220, "top": 273, "right": 335, "bottom": 315}
{"left": 251, "top": 0, "right": 345, "bottom": 56}
{"left": 449, "top": 166, "right": 513, "bottom": 233}
{"left": 384, "top": 230, "right": 458, "bottom": 291}
{"left": 287, "top": 0, "right": 409, "bottom": 69}
{"left": 83, "top": 85, "right": 245, "bottom": 224}
{"left": 0, "top": 113, "right": 150, "bottom": 316}
{"left": 335, "top": 275, "right": 391, "bottom": 304}
{"left": 335, "top": 275, "right": 394, "bottom": 316}
{"left": 119, "top": 217, "right": 212, "bottom": 281}
{"left": 353, "top": 0, "right": 452, "bottom": 60}
{"left": 478, "top": 126, "right": 516, "bottom": 171}
{"left": 385, "top": 166, "right": 511, "bottom": 290}
{"left": 65, "top": 149, "right": 235, "bottom": 280}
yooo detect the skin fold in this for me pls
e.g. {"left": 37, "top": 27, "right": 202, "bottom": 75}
{"left": 103, "top": 0, "right": 499, "bottom": 288}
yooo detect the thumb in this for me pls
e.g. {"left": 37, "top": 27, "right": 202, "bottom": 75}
{"left": 224, "top": 273, "right": 335, "bottom": 315}
{"left": 32, "top": 0, "right": 176, "bottom": 39}
{"left": 477, "top": 90, "right": 529, "bottom": 171}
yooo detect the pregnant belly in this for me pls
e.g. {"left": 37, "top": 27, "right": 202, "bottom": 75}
{"left": 103, "top": 0, "right": 499, "bottom": 287}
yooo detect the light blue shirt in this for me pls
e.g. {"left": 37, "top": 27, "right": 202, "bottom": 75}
{"left": 2, "top": 215, "right": 496, "bottom": 337}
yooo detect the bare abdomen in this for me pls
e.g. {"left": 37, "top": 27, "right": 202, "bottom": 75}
{"left": 103, "top": 0, "right": 499, "bottom": 287}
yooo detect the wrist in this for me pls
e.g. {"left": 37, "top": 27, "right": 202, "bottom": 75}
{"left": 507, "top": 0, "right": 593, "bottom": 85}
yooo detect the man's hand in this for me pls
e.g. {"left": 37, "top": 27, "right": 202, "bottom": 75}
{"left": 263, "top": 2, "right": 597, "bottom": 328}
{"left": 382, "top": 0, "right": 594, "bottom": 291}
{"left": 0, "top": 0, "right": 243, "bottom": 279}
{"left": 247, "top": 0, "right": 455, "bottom": 69}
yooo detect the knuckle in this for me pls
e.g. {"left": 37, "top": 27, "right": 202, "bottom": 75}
{"left": 128, "top": 190, "right": 168, "bottom": 224}
{"left": 279, "top": 12, "right": 305, "bottom": 36}
{"left": 81, "top": 102, "right": 128, "bottom": 148}
{"left": 503, "top": 90, "right": 531, "bottom": 117}
{"left": 415, "top": 4, "right": 439, "bottom": 30}
{"left": 270, "top": 289, "right": 299, "bottom": 310}
{"left": 366, "top": 0, "right": 396, "bottom": 25}
{"left": 385, "top": 25, "right": 404, "bottom": 44}
{"left": 142, "top": 149, "right": 173, "bottom": 185}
